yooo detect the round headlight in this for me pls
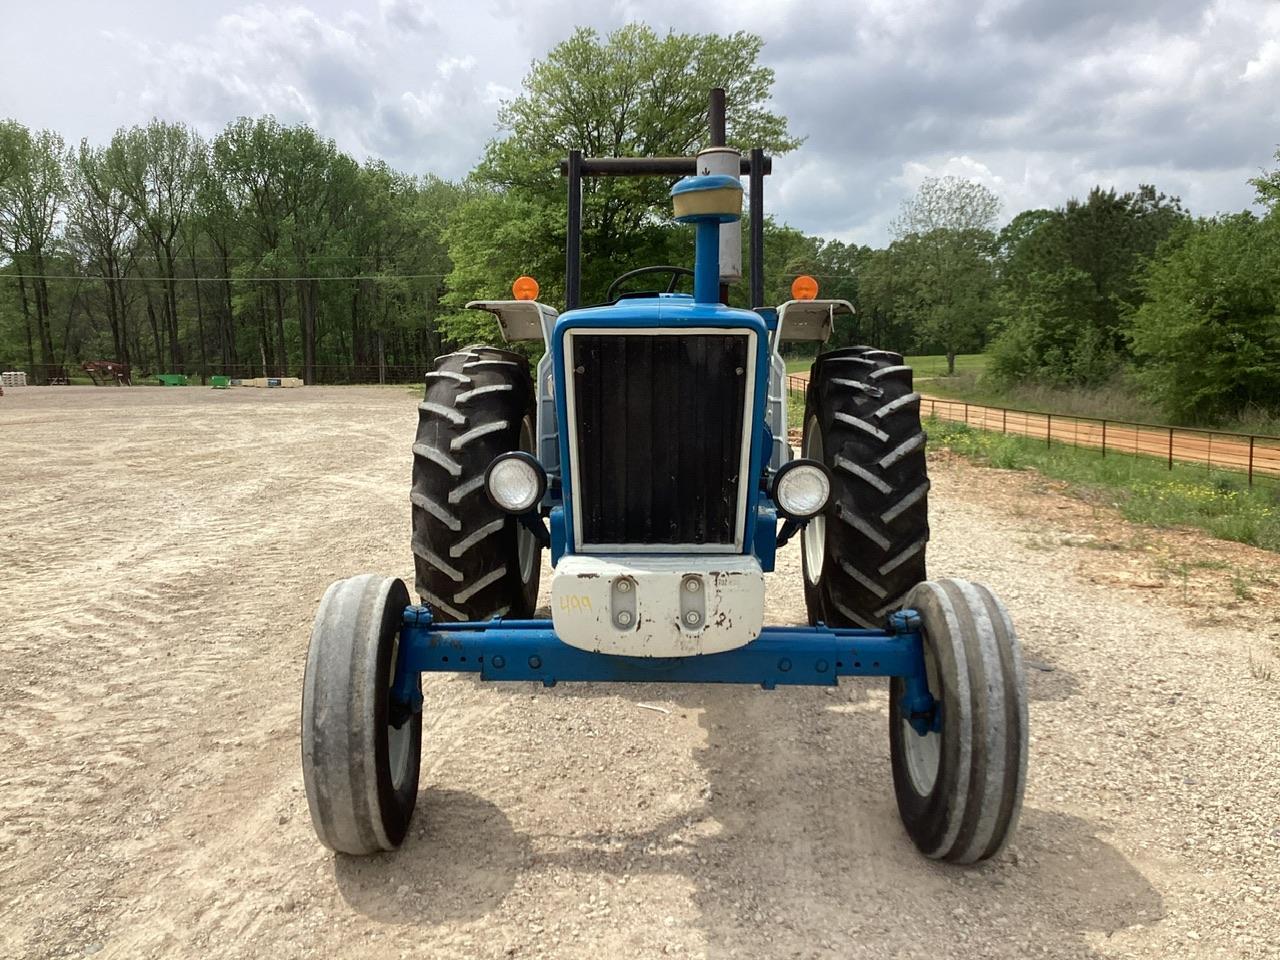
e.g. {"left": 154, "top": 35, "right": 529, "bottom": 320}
{"left": 484, "top": 452, "right": 546, "bottom": 514}
{"left": 773, "top": 459, "right": 831, "bottom": 520}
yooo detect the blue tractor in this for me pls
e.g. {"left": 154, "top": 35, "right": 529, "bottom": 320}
{"left": 301, "top": 91, "right": 1027, "bottom": 864}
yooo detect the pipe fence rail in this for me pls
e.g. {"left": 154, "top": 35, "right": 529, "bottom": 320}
{"left": 786, "top": 374, "right": 1280, "bottom": 486}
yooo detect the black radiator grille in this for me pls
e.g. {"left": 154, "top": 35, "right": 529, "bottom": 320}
{"left": 571, "top": 332, "right": 750, "bottom": 546}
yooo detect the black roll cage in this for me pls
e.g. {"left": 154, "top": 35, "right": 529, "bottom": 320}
{"left": 557, "top": 88, "right": 772, "bottom": 311}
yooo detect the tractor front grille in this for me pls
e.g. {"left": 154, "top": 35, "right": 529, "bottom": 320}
{"left": 568, "top": 331, "right": 752, "bottom": 549}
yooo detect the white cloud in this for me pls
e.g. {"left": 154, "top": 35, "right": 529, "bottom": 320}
{"left": 1, "top": 0, "right": 1277, "bottom": 242}
{"left": 437, "top": 56, "right": 477, "bottom": 79}
{"left": 96, "top": 2, "right": 506, "bottom": 177}
{"left": 1243, "top": 39, "right": 1280, "bottom": 80}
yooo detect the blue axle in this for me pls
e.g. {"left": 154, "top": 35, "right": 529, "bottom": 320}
{"left": 391, "top": 608, "right": 939, "bottom": 735}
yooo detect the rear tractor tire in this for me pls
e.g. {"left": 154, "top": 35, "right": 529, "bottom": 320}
{"left": 889, "top": 578, "right": 1028, "bottom": 862}
{"left": 302, "top": 574, "right": 421, "bottom": 855}
{"left": 801, "top": 347, "right": 929, "bottom": 628}
{"left": 411, "top": 345, "right": 541, "bottom": 622}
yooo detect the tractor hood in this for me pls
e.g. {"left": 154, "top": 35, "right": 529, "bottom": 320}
{"left": 554, "top": 292, "right": 767, "bottom": 334}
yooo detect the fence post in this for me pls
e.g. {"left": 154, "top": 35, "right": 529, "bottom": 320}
{"left": 1168, "top": 428, "right": 1173, "bottom": 471}
{"left": 1002, "top": 408, "right": 1007, "bottom": 434}
{"left": 1249, "top": 435, "right": 1255, "bottom": 487}
{"left": 1101, "top": 419, "right": 1107, "bottom": 458}
{"left": 1046, "top": 413, "right": 1052, "bottom": 448}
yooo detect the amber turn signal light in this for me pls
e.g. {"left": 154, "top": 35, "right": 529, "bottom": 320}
{"left": 791, "top": 275, "right": 819, "bottom": 301}
{"left": 512, "top": 275, "right": 540, "bottom": 301}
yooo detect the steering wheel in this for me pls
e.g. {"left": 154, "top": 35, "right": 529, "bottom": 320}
{"left": 605, "top": 265, "right": 695, "bottom": 303}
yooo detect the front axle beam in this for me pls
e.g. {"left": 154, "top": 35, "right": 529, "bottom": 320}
{"left": 395, "top": 607, "right": 930, "bottom": 692}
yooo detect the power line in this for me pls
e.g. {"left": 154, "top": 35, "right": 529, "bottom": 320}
{"left": 8, "top": 254, "right": 454, "bottom": 264}
{"left": 1, "top": 273, "right": 451, "bottom": 282}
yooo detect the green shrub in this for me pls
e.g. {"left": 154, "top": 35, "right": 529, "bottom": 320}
{"left": 1130, "top": 213, "right": 1280, "bottom": 423}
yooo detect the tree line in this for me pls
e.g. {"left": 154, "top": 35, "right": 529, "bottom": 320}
{"left": 2, "top": 23, "right": 1277, "bottom": 424}
{"left": 844, "top": 166, "right": 1280, "bottom": 423}
{"left": 0, "top": 116, "right": 463, "bottom": 383}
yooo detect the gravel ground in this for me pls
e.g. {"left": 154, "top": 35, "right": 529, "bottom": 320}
{"left": 1, "top": 385, "right": 1277, "bottom": 960}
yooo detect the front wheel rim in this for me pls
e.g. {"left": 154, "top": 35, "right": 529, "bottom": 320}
{"left": 901, "top": 643, "right": 942, "bottom": 796}
{"left": 387, "top": 634, "right": 413, "bottom": 792}
{"left": 801, "top": 416, "right": 825, "bottom": 585}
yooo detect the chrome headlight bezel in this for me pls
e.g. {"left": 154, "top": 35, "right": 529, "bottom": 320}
{"left": 771, "top": 458, "right": 832, "bottom": 521}
{"left": 484, "top": 452, "right": 547, "bottom": 515}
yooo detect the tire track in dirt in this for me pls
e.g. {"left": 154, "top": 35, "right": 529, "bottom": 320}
{"left": 1, "top": 388, "right": 416, "bottom": 958}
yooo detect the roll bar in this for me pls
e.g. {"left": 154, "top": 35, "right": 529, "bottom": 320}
{"left": 558, "top": 88, "right": 771, "bottom": 311}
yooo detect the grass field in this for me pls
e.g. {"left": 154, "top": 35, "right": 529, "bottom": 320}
{"left": 784, "top": 353, "right": 989, "bottom": 378}
{"left": 926, "top": 417, "right": 1280, "bottom": 553}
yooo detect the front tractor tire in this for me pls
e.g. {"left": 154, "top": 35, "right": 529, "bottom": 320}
{"left": 411, "top": 345, "right": 540, "bottom": 622}
{"left": 889, "top": 579, "right": 1028, "bottom": 862}
{"left": 302, "top": 574, "right": 421, "bottom": 855}
{"left": 802, "top": 347, "right": 930, "bottom": 629}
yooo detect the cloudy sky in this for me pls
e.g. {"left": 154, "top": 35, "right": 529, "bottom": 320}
{"left": 3, "top": 0, "right": 1278, "bottom": 244}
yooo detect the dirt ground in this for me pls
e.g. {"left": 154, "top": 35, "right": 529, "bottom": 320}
{"left": 1, "top": 385, "right": 1278, "bottom": 960}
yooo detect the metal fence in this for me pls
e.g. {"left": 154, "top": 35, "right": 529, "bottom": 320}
{"left": 786, "top": 374, "right": 1280, "bottom": 486}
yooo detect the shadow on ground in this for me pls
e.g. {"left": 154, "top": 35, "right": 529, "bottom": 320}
{"left": 332, "top": 787, "right": 529, "bottom": 925}
{"left": 331, "top": 671, "right": 1161, "bottom": 957}
{"left": 552, "top": 682, "right": 1162, "bottom": 957}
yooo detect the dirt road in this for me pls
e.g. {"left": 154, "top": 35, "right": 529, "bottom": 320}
{"left": 918, "top": 395, "right": 1280, "bottom": 479}
{"left": 2, "top": 386, "right": 1277, "bottom": 959}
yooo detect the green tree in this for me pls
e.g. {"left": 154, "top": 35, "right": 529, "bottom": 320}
{"left": 0, "top": 122, "right": 67, "bottom": 382}
{"left": 66, "top": 140, "right": 139, "bottom": 367}
{"left": 1249, "top": 149, "right": 1280, "bottom": 209}
{"left": 759, "top": 220, "right": 818, "bottom": 307}
{"left": 856, "top": 246, "right": 917, "bottom": 352}
{"left": 211, "top": 117, "right": 294, "bottom": 374}
{"left": 990, "top": 185, "right": 1188, "bottom": 386}
{"left": 345, "top": 166, "right": 463, "bottom": 377}
{"left": 988, "top": 267, "right": 1098, "bottom": 383}
{"left": 806, "top": 238, "right": 872, "bottom": 347}
{"left": 443, "top": 23, "right": 800, "bottom": 341}
{"left": 995, "top": 208, "right": 1056, "bottom": 291}
{"left": 108, "top": 121, "right": 205, "bottom": 370}
{"left": 1130, "top": 212, "right": 1280, "bottom": 422}
{"left": 889, "top": 176, "right": 1001, "bottom": 372}
{"left": 440, "top": 188, "right": 552, "bottom": 343}
{"left": 193, "top": 148, "right": 242, "bottom": 370}
{"left": 275, "top": 126, "right": 359, "bottom": 383}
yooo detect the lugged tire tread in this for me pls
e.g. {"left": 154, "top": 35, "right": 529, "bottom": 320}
{"left": 802, "top": 346, "right": 930, "bottom": 627}
{"left": 411, "top": 345, "right": 539, "bottom": 621}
